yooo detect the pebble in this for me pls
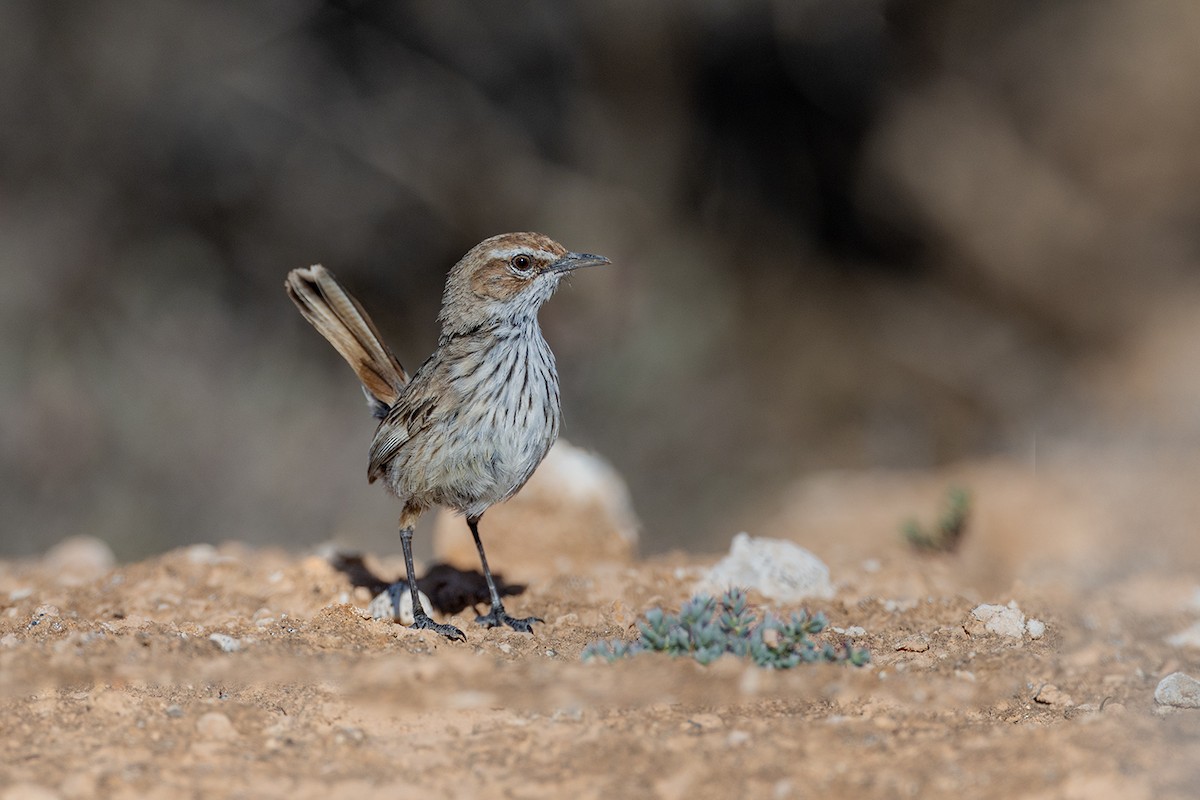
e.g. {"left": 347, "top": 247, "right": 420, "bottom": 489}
{"left": 367, "top": 584, "right": 434, "bottom": 625}
{"left": 694, "top": 533, "right": 833, "bottom": 602}
{"left": 1025, "top": 619, "right": 1046, "bottom": 639}
{"left": 970, "top": 602, "right": 1026, "bottom": 638}
{"left": 33, "top": 604, "right": 61, "bottom": 620}
{"left": 209, "top": 633, "right": 242, "bottom": 653}
{"left": 43, "top": 536, "right": 115, "bottom": 585}
{"left": 185, "top": 543, "right": 221, "bottom": 565}
{"left": 1166, "top": 622, "right": 1200, "bottom": 649}
{"left": 195, "top": 712, "right": 239, "bottom": 740}
{"left": 894, "top": 634, "right": 930, "bottom": 652}
{"left": 1154, "top": 672, "right": 1200, "bottom": 708}
{"left": 1034, "top": 684, "right": 1073, "bottom": 706}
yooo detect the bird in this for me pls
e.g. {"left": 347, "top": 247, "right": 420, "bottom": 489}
{"left": 285, "top": 232, "right": 609, "bottom": 641}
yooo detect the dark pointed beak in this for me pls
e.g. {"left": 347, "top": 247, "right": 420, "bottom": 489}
{"left": 548, "top": 252, "right": 610, "bottom": 273}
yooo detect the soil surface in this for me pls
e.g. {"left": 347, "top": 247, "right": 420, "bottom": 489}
{"left": 3, "top": 455, "right": 1200, "bottom": 799}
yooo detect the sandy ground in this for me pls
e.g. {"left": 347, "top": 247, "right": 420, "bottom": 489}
{"left": 3, "top": 451, "right": 1200, "bottom": 799}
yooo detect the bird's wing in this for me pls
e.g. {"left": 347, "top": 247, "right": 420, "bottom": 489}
{"left": 367, "top": 360, "right": 455, "bottom": 483}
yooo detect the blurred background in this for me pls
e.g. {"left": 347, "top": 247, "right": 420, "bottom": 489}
{"left": 4, "top": 0, "right": 1200, "bottom": 561}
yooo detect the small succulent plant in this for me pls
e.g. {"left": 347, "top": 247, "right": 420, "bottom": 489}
{"left": 582, "top": 588, "right": 870, "bottom": 669}
{"left": 903, "top": 486, "right": 971, "bottom": 553}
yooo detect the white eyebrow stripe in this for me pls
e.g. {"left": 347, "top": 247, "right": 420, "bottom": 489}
{"left": 489, "top": 247, "right": 556, "bottom": 261}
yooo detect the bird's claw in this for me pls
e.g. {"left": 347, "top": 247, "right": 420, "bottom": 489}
{"left": 410, "top": 614, "right": 466, "bottom": 642}
{"left": 475, "top": 608, "right": 542, "bottom": 633}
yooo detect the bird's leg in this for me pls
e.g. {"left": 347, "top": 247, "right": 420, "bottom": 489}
{"left": 468, "top": 515, "right": 541, "bottom": 632}
{"left": 399, "top": 525, "right": 465, "bottom": 641}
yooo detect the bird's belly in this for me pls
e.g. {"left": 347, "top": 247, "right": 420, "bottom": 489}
{"left": 399, "top": 402, "right": 558, "bottom": 515}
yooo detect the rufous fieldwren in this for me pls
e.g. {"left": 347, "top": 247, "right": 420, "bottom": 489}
{"left": 286, "top": 232, "right": 609, "bottom": 640}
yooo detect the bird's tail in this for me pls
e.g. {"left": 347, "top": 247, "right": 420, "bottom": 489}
{"left": 285, "top": 265, "right": 408, "bottom": 416}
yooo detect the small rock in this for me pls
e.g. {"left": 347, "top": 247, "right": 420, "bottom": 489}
{"left": 694, "top": 533, "right": 833, "bottom": 602}
{"left": 165, "top": 704, "right": 185, "bottom": 718}
{"left": 970, "top": 602, "right": 1026, "bottom": 638}
{"left": 367, "top": 584, "right": 434, "bottom": 625}
{"left": 1025, "top": 619, "right": 1046, "bottom": 639}
{"left": 1166, "top": 622, "right": 1200, "bottom": 649}
{"left": 209, "top": 633, "right": 241, "bottom": 653}
{"left": 333, "top": 726, "right": 366, "bottom": 745}
{"left": 895, "top": 634, "right": 930, "bottom": 652}
{"left": 195, "top": 712, "right": 239, "bottom": 740}
{"left": 43, "top": 536, "right": 116, "bottom": 585}
{"left": 1155, "top": 672, "right": 1200, "bottom": 708}
{"left": 726, "top": 730, "right": 751, "bottom": 746}
{"left": 1034, "top": 684, "right": 1073, "bottom": 706}
{"left": 185, "top": 543, "right": 221, "bottom": 565}
{"left": 0, "top": 634, "right": 19, "bottom": 648}
{"left": 33, "top": 604, "right": 61, "bottom": 620}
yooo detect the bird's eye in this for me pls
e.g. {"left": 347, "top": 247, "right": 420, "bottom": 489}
{"left": 510, "top": 254, "right": 533, "bottom": 273}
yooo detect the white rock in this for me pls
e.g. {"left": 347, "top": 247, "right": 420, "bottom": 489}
{"left": 1166, "top": 622, "right": 1200, "bottom": 649}
{"left": 195, "top": 711, "right": 239, "bottom": 740}
{"left": 694, "top": 533, "right": 833, "bottom": 602}
{"left": 1026, "top": 618, "right": 1046, "bottom": 639}
{"left": 1155, "top": 672, "right": 1200, "bottom": 708}
{"left": 186, "top": 543, "right": 221, "bottom": 565}
{"left": 209, "top": 633, "right": 242, "bottom": 653}
{"left": 43, "top": 536, "right": 116, "bottom": 585}
{"left": 368, "top": 584, "right": 434, "bottom": 625}
{"left": 971, "top": 601, "right": 1026, "bottom": 638}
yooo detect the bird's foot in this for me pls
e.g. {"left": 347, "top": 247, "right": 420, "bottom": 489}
{"left": 475, "top": 606, "right": 542, "bottom": 633}
{"left": 410, "top": 613, "right": 466, "bottom": 642}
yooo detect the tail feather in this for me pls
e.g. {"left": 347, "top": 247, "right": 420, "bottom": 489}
{"left": 285, "top": 265, "right": 408, "bottom": 412}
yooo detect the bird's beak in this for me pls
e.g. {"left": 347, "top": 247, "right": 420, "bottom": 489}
{"left": 548, "top": 252, "right": 610, "bottom": 273}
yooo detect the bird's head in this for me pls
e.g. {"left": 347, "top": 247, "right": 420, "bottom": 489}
{"left": 438, "top": 232, "right": 609, "bottom": 336}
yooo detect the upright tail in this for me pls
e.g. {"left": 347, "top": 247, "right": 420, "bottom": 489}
{"left": 285, "top": 265, "right": 408, "bottom": 416}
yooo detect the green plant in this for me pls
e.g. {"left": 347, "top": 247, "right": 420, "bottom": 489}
{"left": 903, "top": 486, "right": 971, "bottom": 553}
{"left": 581, "top": 588, "right": 870, "bottom": 669}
